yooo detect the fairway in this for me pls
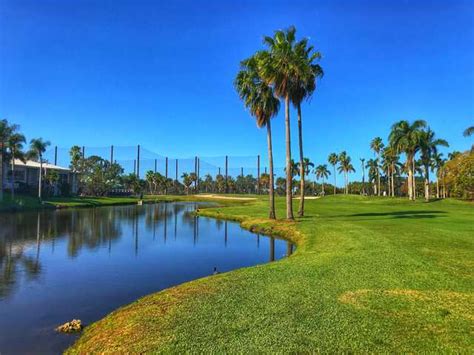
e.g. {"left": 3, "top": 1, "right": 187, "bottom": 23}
{"left": 68, "top": 195, "right": 474, "bottom": 353}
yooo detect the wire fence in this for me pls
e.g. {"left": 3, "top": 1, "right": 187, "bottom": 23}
{"left": 43, "top": 145, "right": 287, "bottom": 182}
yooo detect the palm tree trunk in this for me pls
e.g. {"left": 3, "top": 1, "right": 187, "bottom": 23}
{"left": 284, "top": 94, "right": 294, "bottom": 220}
{"left": 436, "top": 176, "right": 440, "bottom": 198}
{"left": 412, "top": 158, "right": 416, "bottom": 200}
{"left": 391, "top": 163, "right": 395, "bottom": 197}
{"left": 424, "top": 165, "right": 430, "bottom": 201}
{"left": 386, "top": 167, "right": 390, "bottom": 197}
{"left": 322, "top": 177, "right": 325, "bottom": 195}
{"left": 345, "top": 171, "right": 348, "bottom": 194}
{"left": 10, "top": 152, "right": 15, "bottom": 199}
{"left": 407, "top": 157, "right": 413, "bottom": 200}
{"left": 266, "top": 120, "right": 276, "bottom": 219}
{"left": 38, "top": 158, "right": 43, "bottom": 200}
{"left": 333, "top": 165, "right": 336, "bottom": 194}
{"left": 377, "top": 153, "right": 381, "bottom": 196}
{"left": 297, "top": 103, "right": 305, "bottom": 217}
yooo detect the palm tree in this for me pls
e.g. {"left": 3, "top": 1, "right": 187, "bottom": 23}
{"left": 328, "top": 153, "right": 338, "bottom": 195}
{"left": 28, "top": 138, "right": 51, "bottom": 201}
{"left": 0, "top": 119, "right": 17, "bottom": 201}
{"left": 463, "top": 126, "right": 474, "bottom": 137}
{"left": 235, "top": 54, "right": 280, "bottom": 219}
{"left": 381, "top": 146, "right": 400, "bottom": 197}
{"left": 261, "top": 26, "right": 304, "bottom": 220}
{"left": 370, "top": 137, "right": 384, "bottom": 196}
{"left": 419, "top": 128, "right": 449, "bottom": 201}
{"left": 7, "top": 133, "right": 26, "bottom": 199}
{"left": 366, "top": 158, "right": 378, "bottom": 195}
{"left": 431, "top": 152, "right": 444, "bottom": 199}
{"left": 337, "top": 151, "right": 355, "bottom": 194}
{"left": 389, "top": 120, "right": 427, "bottom": 200}
{"left": 314, "top": 164, "right": 330, "bottom": 195}
{"left": 290, "top": 37, "right": 323, "bottom": 216}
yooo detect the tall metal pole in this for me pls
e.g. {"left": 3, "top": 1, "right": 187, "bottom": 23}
{"left": 110, "top": 145, "right": 114, "bottom": 165}
{"left": 175, "top": 159, "right": 178, "bottom": 182}
{"left": 194, "top": 156, "right": 198, "bottom": 192}
{"left": 82, "top": 146, "right": 85, "bottom": 159}
{"left": 137, "top": 145, "right": 140, "bottom": 179}
{"left": 54, "top": 146, "right": 58, "bottom": 165}
{"left": 225, "top": 155, "right": 228, "bottom": 193}
{"left": 165, "top": 157, "right": 168, "bottom": 179}
{"left": 241, "top": 167, "right": 243, "bottom": 177}
{"left": 257, "top": 155, "right": 260, "bottom": 195}
{"left": 197, "top": 157, "right": 200, "bottom": 192}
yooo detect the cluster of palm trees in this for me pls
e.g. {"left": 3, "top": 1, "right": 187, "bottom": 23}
{"left": 325, "top": 151, "right": 356, "bottom": 194}
{"left": 235, "top": 26, "right": 323, "bottom": 220}
{"left": 361, "top": 120, "right": 449, "bottom": 201}
{"left": 0, "top": 119, "right": 51, "bottom": 201}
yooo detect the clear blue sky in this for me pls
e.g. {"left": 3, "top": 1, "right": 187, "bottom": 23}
{"left": 1, "top": 0, "right": 473, "bottom": 179}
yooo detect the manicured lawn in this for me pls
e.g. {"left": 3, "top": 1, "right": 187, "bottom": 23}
{"left": 63, "top": 195, "right": 472, "bottom": 352}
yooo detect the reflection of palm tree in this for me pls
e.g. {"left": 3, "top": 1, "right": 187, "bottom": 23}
{"left": 269, "top": 237, "right": 275, "bottom": 262}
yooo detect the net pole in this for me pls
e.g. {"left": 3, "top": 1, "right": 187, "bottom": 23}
{"left": 257, "top": 155, "right": 260, "bottom": 195}
{"left": 110, "top": 145, "right": 114, "bottom": 165}
{"left": 165, "top": 157, "right": 168, "bottom": 195}
{"left": 54, "top": 146, "right": 58, "bottom": 165}
{"left": 82, "top": 146, "right": 85, "bottom": 159}
{"left": 225, "top": 155, "right": 228, "bottom": 194}
{"left": 134, "top": 160, "right": 136, "bottom": 175}
{"left": 197, "top": 157, "right": 200, "bottom": 192}
{"left": 137, "top": 145, "right": 140, "bottom": 179}
{"left": 175, "top": 159, "right": 178, "bottom": 182}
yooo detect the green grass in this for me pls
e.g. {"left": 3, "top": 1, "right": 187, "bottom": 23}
{"left": 0, "top": 193, "right": 248, "bottom": 211}
{"left": 62, "top": 195, "right": 473, "bottom": 352}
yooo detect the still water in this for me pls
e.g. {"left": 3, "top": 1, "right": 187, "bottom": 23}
{"left": 0, "top": 202, "right": 292, "bottom": 354}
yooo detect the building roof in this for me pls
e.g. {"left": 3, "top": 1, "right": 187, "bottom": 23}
{"left": 13, "top": 159, "right": 71, "bottom": 172}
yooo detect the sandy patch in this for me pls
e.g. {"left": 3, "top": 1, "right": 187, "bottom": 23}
{"left": 196, "top": 194, "right": 257, "bottom": 200}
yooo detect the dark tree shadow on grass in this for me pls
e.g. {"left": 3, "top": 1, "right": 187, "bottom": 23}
{"left": 344, "top": 210, "right": 447, "bottom": 219}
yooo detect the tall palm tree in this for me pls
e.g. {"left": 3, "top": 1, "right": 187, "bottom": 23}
{"left": 389, "top": 120, "right": 427, "bottom": 200}
{"left": 314, "top": 164, "right": 330, "bottom": 195}
{"left": 370, "top": 137, "right": 384, "bottom": 196}
{"left": 0, "top": 119, "right": 17, "bottom": 201}
{"left": 337, "top": 151, "right": 355, "bottom": 194}
{"left": 28, "top": 138, "right": 51, "bottom": 201}
{"left": 261, "top": 26, "right": 303, "bottom": 220}
{"left": 419, "top": 128, "right": 449, "bottom": 201}
{"left": 7, "top": 133, "right": 26, "bottom": 199}
{"left": 235, "top": 54, "right": 280, "bottom": 219}
{"left": 290, "top": 37, "right": 323, "bottom": 216}
{"left": 328, "top": 153, "right": 338, "bottom": 195}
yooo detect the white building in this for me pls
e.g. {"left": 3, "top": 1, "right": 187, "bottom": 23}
{"left": 1, "top": 159, "right": 78, "bottom": 195}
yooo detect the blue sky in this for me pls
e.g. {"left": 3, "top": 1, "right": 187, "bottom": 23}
{"left": 1, "top": 0, "right": 473, "bottom": 180}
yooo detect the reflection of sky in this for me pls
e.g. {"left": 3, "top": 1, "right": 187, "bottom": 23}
{"left": 0, "top": 202, "right": 291, "bottom": 354}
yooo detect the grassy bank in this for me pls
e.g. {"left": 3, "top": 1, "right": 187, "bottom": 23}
{"left": 67, "top": 195, "right": 473, "bottom": 352}
{"left": 0, "top": 193, "right": 250, "bottom": 212}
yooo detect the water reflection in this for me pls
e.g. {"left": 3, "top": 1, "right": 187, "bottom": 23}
{"left": 0, "top": 202, "right": 292, "bottom": 353}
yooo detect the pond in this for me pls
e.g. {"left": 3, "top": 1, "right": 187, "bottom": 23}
{"left": 0, "top": 202, "right": 293, "bottom": 354}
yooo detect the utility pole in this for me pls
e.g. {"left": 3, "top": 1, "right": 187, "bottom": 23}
{"left": 136, "top": 145, "right": 140, "bottom": 179}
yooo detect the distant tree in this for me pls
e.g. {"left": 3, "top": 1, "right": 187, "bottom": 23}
{"left": 389, "top": 120, "right": 427, "bottom": 200}
{"left": 7, "top": 132, "right": 26, "bottom": 199}
{"left": 181, "top": 173, "right": 193, "bottom": 195}
{"left": 314, "top": 164, "right": 330, "bottom": 195}
{"left": 366, "top": 158, "right": 379, "bottom": 195}
{"left": 338, "top": 151, "right": 355, "bottom": 194}
{"left": 28, "top": 138, "right": 51, "bottom": 200}
{"left": 419, "top": 128, "right": 449, "bottom": 201}
{"left": 328, "top": 153, "right": 338, "bottom": 195}
{"left": 370, "top": 137, "right": 384, "bottom": 196}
